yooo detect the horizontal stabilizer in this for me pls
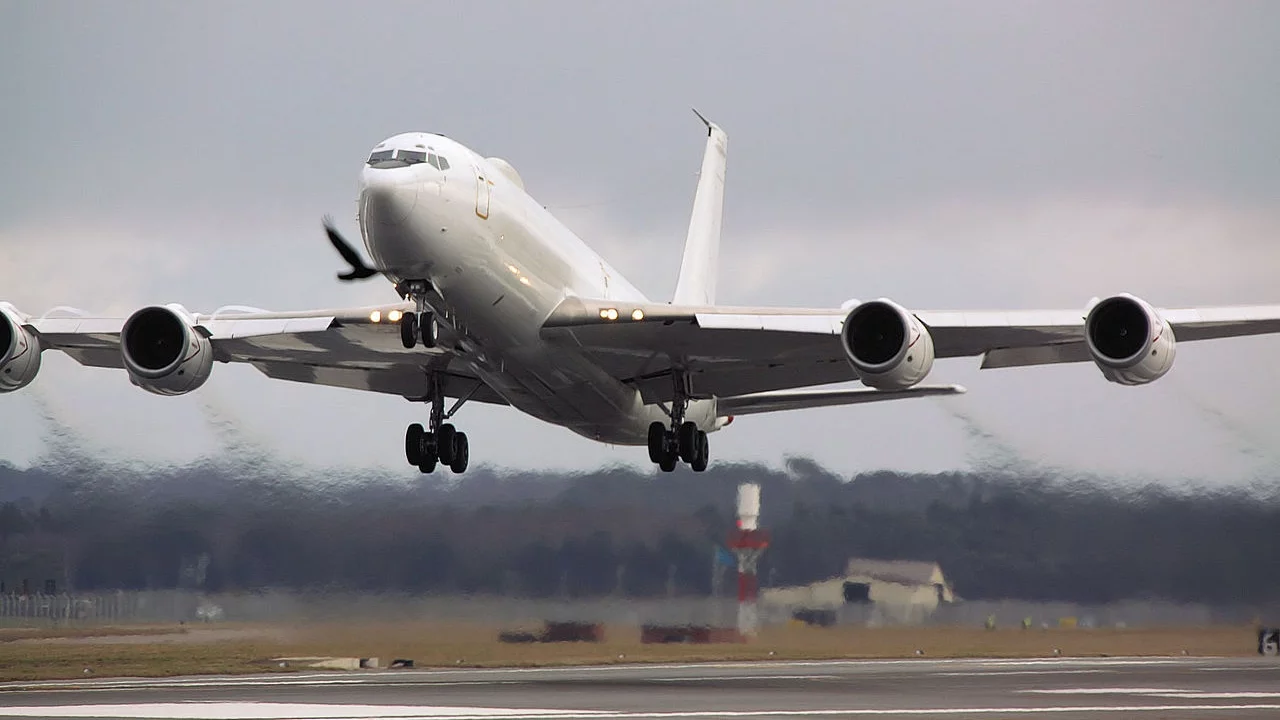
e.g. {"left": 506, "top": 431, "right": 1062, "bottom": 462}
{"left": 717, "top": 385, "right": 966, "bottom": 416}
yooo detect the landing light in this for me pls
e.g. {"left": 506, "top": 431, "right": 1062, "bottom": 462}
{"left": 519, "top": 276, "right": 531, "bottom": 286}
{"left": 599, "top": 308, "right": 619, "bottom": 321}
{"left": 631, "top": 309, "right": 645, "bottom": 321}
{"left": 369, "top": 310, "right": 382, "bottom": 323}
{"left": 387, "top": 310, "right": 403, "bottom": 323}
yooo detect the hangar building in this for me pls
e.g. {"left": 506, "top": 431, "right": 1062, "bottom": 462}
{"left": 761, "top": 557, "right": 954, "bottom": 625}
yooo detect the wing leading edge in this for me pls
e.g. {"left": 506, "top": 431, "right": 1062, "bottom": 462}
{"left": 20, "top": 303, "right": 506, "bottom": 405}
{"left": 541, "top": 295, "right": 1280, "bottom": 404}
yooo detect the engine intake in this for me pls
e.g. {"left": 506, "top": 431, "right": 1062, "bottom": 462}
{"left": 1084, "top": 294, "right": 1176, "bottom": 386}
{"left": 120, "top": 305, "right": 213, "bottom": 396}
{"left": 840, "top": 299, "right": 935, "bottom": 389}
{"left": 0, "top": 306, "right": 41, "bottom": 393}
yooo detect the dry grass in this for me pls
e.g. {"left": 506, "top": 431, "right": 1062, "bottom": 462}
{"left": 0, "top": 621, "right": 1260, "bottom": 682}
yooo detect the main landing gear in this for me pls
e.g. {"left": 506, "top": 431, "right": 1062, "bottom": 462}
{"left": 646, "top": 379, "right": 709, "bottom": 473}
{"left": 404, "top": 375, "right": 470, "bottom": 474}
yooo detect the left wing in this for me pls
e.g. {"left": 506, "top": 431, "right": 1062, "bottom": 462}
{"left": 5, "top": 302, "right": 506, "bottom": 405}
{"left": 541, "top": 295, "right": 1280, "bottom": 404}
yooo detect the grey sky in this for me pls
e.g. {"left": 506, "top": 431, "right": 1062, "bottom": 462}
{"left": 3, "top": 1, "right": 1280, "bottom": 482}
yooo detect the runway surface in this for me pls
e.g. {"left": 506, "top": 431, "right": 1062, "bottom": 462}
{"left": 3, "top": 656, "right": 1280, "bottom": 719}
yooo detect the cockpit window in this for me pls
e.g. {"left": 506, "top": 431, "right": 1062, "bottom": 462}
{"left": 398, "top": 150, "right": 427, "bottom": 165}
{"left": 367, "top": 147, "right": 449, "bottom": 169}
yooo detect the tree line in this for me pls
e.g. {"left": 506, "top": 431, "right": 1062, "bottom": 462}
{"left": 2, "top": 455, "right": 1279, "bottom": 603}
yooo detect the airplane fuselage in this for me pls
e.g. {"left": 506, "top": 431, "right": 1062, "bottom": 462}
{"left": 357, "top": 132, "right": 718, "bottom": 444}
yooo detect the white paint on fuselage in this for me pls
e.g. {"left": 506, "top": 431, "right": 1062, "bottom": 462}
{"left": 357, "top": 133, "right": 717, "bottom": 444}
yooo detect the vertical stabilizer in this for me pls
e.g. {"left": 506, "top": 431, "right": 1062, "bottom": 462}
{"left": 672, "top": 112, "right": 727, "bottom": 306}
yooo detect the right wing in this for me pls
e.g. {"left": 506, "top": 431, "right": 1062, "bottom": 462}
{"left": 541, "top": 295, "right": 1280, "bottom": 405}
{"left": 5, "top": 302, "right": 505, "bottom": 405}
{"left": 716, "top": 385, "right": 966, "bottom": 416}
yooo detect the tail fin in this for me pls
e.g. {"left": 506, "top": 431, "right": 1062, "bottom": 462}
{"left": 672, "top": 110, "right": 727, "bottom": 306}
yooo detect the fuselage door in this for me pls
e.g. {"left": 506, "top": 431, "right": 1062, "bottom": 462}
{"left": 475, "top": 168, "right": 493, "bottom": 220}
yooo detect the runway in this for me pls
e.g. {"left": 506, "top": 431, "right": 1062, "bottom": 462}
{"left": 3, "top": 657, "right": 1280, "bottom": 718}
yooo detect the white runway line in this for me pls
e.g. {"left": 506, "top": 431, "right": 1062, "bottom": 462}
{"left": 1019, "top": 688, "right": 1195, "bottom": 695}
{"left": 4, "top": 701, "right": 1280, "bottom": 719}
{"left": 936, "top": 666, "right": 1116, "bottom": 671}
{"left": 0, "top": 703, "right": 605, "bottom": 719}
{"left": 0, "top": 655, "right": 1216, "bottom": 691}
{"left": 650, "top": 675, "right": 840, "bottom": 682}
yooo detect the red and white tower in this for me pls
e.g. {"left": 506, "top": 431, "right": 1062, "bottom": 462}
{"left": 726, "top": 483, "right": 769, "bottom": 638}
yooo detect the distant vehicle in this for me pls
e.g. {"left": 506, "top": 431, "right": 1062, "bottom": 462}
{"left": 6, "top": 114, "right": 1280, "bottom": 474}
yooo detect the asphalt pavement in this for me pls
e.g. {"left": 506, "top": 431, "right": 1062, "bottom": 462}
{"left": 3, "top": 656, "right": 1280, "bottom": 718}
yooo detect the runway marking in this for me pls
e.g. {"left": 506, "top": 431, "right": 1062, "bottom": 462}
{"left": 0, "top": 656, "right": 1218, "bottom": 692}
{"left": 0, "top": 703, "right": 605, "bottom": 719}
{"left": 1020, "top": 688, "right": 1194, "bottom": 695}
{"left": 1154, "top": 692, "right": 1280, "bottom": 699}
{"left": 936, "top": 666, "right": 1116, "bottom": 671}
{"left": 4, "top": 701, "right": 1280, "bottom": 718}
{"left": 650, "top": 675, "right": 840, "bottom": 682}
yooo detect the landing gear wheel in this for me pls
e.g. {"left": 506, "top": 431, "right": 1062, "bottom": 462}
{"left": 647, "top": 422, "right": 667, "bottom": 463}
{"left": 419, "top": 312, "right": 439, "bottom": 348}
{"left": 437, "top": 423, "right": 457, "bottom": 465}
{"left": 417, "top": 454, "right": 438, "bottom": 474}
{"left": 449, "top": 432, "right": 469, "bottom": 473}
{"left": 690, "top": 431, "right": 709, "bottom": 473}
{"left": 400, "top": 312, "right": 419, "bottom": 349}
{"left": 405, "top": 423, "right": 425, "bottom": 466}
{"left": 658, "top": 451, "right": 678, "bottom": 472}
{"left": 678, "top": 421, "right": 699, "bottom": 463}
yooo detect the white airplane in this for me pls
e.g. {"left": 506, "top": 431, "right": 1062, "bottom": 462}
{"left": 5, "top": 114, "right": 1280, "bottom": 474}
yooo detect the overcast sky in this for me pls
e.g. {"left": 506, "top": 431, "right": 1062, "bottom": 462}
{"left": 3, "top": 1, "right": 1280, "bottom": 484}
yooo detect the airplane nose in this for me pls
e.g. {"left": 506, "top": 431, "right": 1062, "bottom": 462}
{"left": 360, "top": 171, "right": 418, "bottom": 227}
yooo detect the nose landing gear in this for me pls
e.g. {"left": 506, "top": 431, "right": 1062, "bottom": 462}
{"left": 398, "top": 280, "right": 441, "bottom": 350}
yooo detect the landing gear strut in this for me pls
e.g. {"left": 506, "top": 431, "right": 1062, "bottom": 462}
{"left": 404, "top": 374, "right": 470, "bottom": 474}
{"left": 646, "top": 373, "right": 709, "bottom": 473}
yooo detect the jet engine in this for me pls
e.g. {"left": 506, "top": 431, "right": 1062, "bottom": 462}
{"left": 840, "top": 299, "right": 935, "bottom": 389}
{"left": 120, "top": 305, "right": 213, "bottom": 396}
{"left": 1084, "top": 293, "right": 1176, "bottom": 386}
{"left": 0, "top": 306, "right": 41, "bottom": 393}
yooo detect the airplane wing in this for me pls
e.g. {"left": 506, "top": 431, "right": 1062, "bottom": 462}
{"left": 541, "top": 296, "right": 1280, "bottom": 404}
{"left": 18, "top": 303, "right": 507, "bottom": 405}
{"left": 716, "top": 385, "right": 967, "bottom": 416}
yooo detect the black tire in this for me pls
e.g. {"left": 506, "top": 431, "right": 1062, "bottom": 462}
{"left": 678, "top": 421, "right": 699, "bottom": 463}
{"left": 658, "top": 452, "right": 677, "bottom": 472}
{"left": 417, "top": 454, "right": 437, "bottom": 474}
{"left": 400, "top": 313, "right": 418, "bottom": 349}
{"left": 449, "top": 432, "right": 469, "bottom": 473}
{"left": 405, "top": 423, "right": 425, "bottom": 466}
{"left": 691, "top": 431, "right": 709, "bottom": 473}
{"left": 420, "top": 312, "right": 439, "bottom": 348}
{"left": 437, "top": 423, "right": 457, "bottom": 465}
{"left": 647, "top": 422, "right": 666, "bottom": 464}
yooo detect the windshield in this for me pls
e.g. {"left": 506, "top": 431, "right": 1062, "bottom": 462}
{"left": 366, "top": 148, "right": 447, "bottom": 169}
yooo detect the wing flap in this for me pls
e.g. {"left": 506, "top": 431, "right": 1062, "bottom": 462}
{"left": 718, "top": 384, "right": 966, "bottom": 416}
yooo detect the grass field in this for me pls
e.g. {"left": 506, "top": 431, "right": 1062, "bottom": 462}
{"left": 0, "top": 621, "right": 1261, "bottom": 682}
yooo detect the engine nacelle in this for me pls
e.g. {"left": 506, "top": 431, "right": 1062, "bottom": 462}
{"left": 0, "top": 306, "right": 41, "bottom": 393}
{"left": 120, "top": 305, "right": 213, "bottom": 396}
{"left": 840, "top": 299, "right": 936, "bottom": 389}
{"left": 1084, "top": 293, "right": 1176, "bottom": 386}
